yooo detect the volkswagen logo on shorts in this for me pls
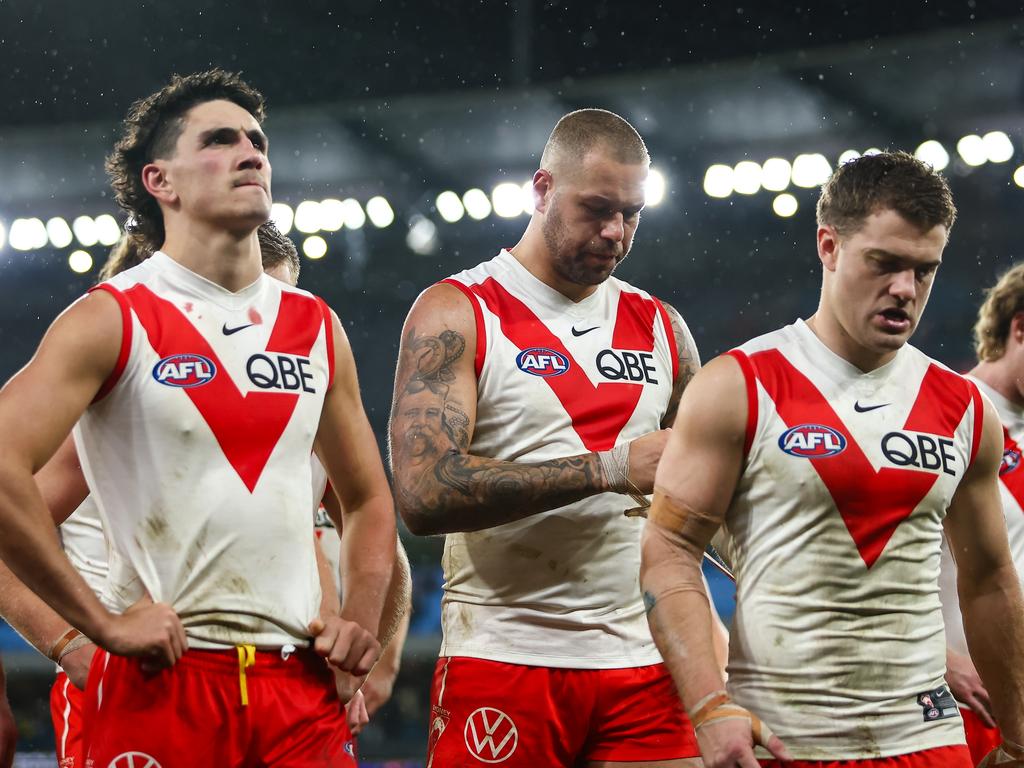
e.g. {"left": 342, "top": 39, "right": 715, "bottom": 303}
{"left": 516, "top": 347, "right": 570, "bottom": 377}
{"left": 108, "top": 752, "right": 163, "bottom": 768}
{"left": 778, "top": 424, "right": 847, "bottom": 458}
{"left": 464, "top": 707, "right": 518, "bottom": 763}
{"left": 152, "top": 353, "right": 217, "bottom": 388}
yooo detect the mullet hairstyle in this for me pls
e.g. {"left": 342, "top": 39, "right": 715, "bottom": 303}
{"left": 105, "top": 69, "right": 266, "bottom": 253}
{"left": 974, "top": 263, "right": 1024, "bottom": 361}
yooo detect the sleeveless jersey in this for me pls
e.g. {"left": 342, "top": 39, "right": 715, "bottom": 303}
{"left": 725, "top": 319, "right": 983, "bottom": 759}
{"left": 439, "top": 249, "right": 678, "bottom": 668}
{"left": 310, "top": 457, "right": 343, "bottom": 595}
{"left": 60, "top": 495, "right": 109, "bottom": 602}
{"left": 939, "top": 376, "right": 1024, "bottom": 657}
{"left": 73, "top": 251, "right": 334, "bottom": 649}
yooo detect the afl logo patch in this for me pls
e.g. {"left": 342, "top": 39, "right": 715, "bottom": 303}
{"left": 1002, "top": 447, "right": 1021, "bottom": 476}
{"left": 516, "top": 347, "right": 570, "bottom": 377}
{"left": 152, "top": 354, "right": 217, "bottom": 388}
{"left": 779, "top": 424, "right": 847, "bottom": 458}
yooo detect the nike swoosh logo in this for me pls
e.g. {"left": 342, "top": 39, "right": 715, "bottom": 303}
{"left": 854, "top": 401, "right": 890, "bottom": 413}
{"left": 222, "top": 322, "right": 255, "bottom": 336}
{"left": 571, "top": 325, "right": 600, "bottom": 337}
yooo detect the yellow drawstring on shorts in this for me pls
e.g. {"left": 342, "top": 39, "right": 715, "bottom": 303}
{"left": 236, "top": 644, "right": 256, "bottom": 706}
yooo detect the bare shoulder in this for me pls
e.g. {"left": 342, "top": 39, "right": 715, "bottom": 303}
{"left": 672, "top": 353, "right": 748, "bottom": 442}
{"left": 38, "top": 289, "right": 124, "bottom": 376}
{"left": 404, "top": 282, "right": 477, "bottom": 334}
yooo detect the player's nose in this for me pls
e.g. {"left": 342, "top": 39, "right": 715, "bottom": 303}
{"left": 889, "top": 268, "right": 917, "bottom": 301}
{"left": 601, "top": 212, "right": 625, "bottom": 243}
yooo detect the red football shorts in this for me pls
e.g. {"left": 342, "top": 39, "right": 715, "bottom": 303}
{"left": 84, "top": 647, "right": 357, "bottom": 767}
{"left": 51, "top": 671, "right": 86, "bottom": 768}
{"left": 960, "top": 706, "right": 1001, "bottom": 766}
{"left": 759, "top": 744, "right": 973, "bottom": 768}
{"left": 426, "top": 656, "right": 699, "bottom": 766}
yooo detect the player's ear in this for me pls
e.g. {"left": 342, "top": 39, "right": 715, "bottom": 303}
{"left": 142, "top": 161, "right": 178, "bottom": 206}
{"left": 817, "top": 225, "right": 840, "bottom": 271}
{"left": 1010, "top": 311, "right": 1024, "bottom": 346}
{"left": 533, "top": 170, "right": 553, "bottom": 214}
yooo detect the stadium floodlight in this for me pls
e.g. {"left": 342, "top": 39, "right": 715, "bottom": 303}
{"left": 732, "top": 161, "right": 762, "bottom": 195}
{"left": 645, "top": 168, "right": 666, "bottom": 206}
{"left": 492, "top": 182, "right": 524, "bottom": 218}
{"left": 406, "top": 214, "right": 439, "bottom": 255}
{"left": 46, "top": 217, "right": 74, "bottom": 249}
{"left": 772, "top": 193, "right": 799, "bottom": 218}
{"left": 294, "top": 201, "right": 322, "bottom": 234}
{"left": 270, "top": 203, "right": 294, "bottom": 234}
{"left": 435, "top": 191, "right": 465, "bottom": 223}
{"left": 95, "top": 214, "right": 121, "bottom": 246}
{"left": 302, "top": 235, "right": 327, "bottom": 259}
{"left": 463, "top": 189, "right": 492, "bottom": 220}
{"left": 957, "top": 135, "right": 987, "bottom": 167}
{"left": 1014, "top": 166, "right": 1024, "bottom": 188}
{"left": 863, "top": 147, "right": 882, "bottom": 156}
{"left": 72, "top": 215, "right": 99, "bottom": 247}
{"left": 10, "top": 218, "right": 47, "bottom": 251}
{"left": 761, "top": 158, "right": 792, "bottom": 192}
{"left": 914, "top": 140, "right": 950, "bottom": 171}
{"left": 68, "top": 250, "right": 93, "bottom": 273}
{"left": 318, "top": 199, "right": 345, "bottom": 232}
{"left": 983, "top": 131, "right": 1015, "bottom": 164}
{"left": 838, "top": 149, "right": 861, "bottom": 165}
{"left": 521, "top": 180, "right": 535, "bottom": 214}
{"left": 342, "top": 199, "right": 366, "bottom": 230}
{"left": 366, "top": 197, "right": 394, "bottom": 228}
{"left": 703, "top": 164, "right": 734, "bottom": 199}
{"left": 791, "top": 154, "right": 832, "bottom": 188}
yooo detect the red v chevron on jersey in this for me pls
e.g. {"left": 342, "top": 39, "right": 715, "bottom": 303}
{"left": 469, "top": 278, "right": 658, "bottom": 452}
{"left": 124, "top": 284, "right": 324, "bottom": 492}
{"left": 749, "top": 349, "right": 981, "bottom": 568}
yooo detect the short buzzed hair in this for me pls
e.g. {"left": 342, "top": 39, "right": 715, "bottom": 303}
{"left": 540, "top": 109, "right": 649, "bottom": 172}
{"left": 974, "top": 263, "right": 1024, "bottom": 361}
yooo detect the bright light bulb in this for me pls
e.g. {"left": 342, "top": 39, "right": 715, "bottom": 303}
{"left": 521, "top": 180, "right": 535, "bottom": 214}
{"left": 318, "top": 199, "right": 345, "bottom": 232}
{"left": 838, "top": 149, "right": 861, "bottom": 165}
{"left": 983, "top": 131, "right": 1015, "bottom": 163}
{"left": 302, "top": 236, "right": 327, "bottom": 259}
{"left": 366, "top": 197, "right": 394, "bottom": 228}
{"left": 68, "top": 250, "right": 93, "bottom": 273}
{"left": 95, "top": 214, "right": 121, "bottom": 246}
{"left": 791, "top": 154, "right": 832, "bottom": 188}
{"left": 703, "top": 164, "right": 734, "bottom": 199}
{"left": 435, "top": 191, "right": 465, "bottom": 223}
{"left": 761, "top": 158, "right": 792, "bottom": 192}
{"left": 463, "top": 189, "right": 492, "bottom": 220}
{"left": 957, "top": 135, "right": 987, "bottom": 167}
{"left": 732, "top": 161, "right": 762, "bottom": 195}
{"left": 342, "top": 199, "right": 365, "bottom": 230}
{"left": 46, "top": 217, "right": 73, "bottom": 249}
{"left": 406, "top": 214, "right": 439, "bottom": 255}
{"left": 914, "top": 140, "right": 949, "bottom": 172}
{"left": 10, "top": 218, "right": 47, "bottom": 251}
{"left": 1013, "top": 166, "right": 1024, "bottom": 188}
{"left": 72, "top": 215, "right": 98, "bottom": 247}
{"left": 492, "top": 182, "right": 524, "bottom": 218}
{"left": 772, "top": 193, "right": 799, "bottom": 218}
{"left": 270, "top": 203, "right": 294, "bottom": 234}
{"left": 645, "top": 168, "right": 666, "bottom": 206}
{"left": 294, "top": 201, "right": 322, "bottom": 234}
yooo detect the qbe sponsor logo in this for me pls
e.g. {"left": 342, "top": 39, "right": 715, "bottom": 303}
{"left": 152, "top": 353, "right": 216, "bottom": 388}
{"left": 778, "top": 424, "right": 847, "bottom": 458}
{"left": 516, "top": 347, "right": 569, "bottom": 377}
{"left": 464, "top": 706, "right": 518, "bottom": 763}
{"left": 107, "top": 752, "right": 163, "bottom": 768}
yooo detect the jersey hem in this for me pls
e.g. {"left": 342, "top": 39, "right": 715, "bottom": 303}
{"left": 760, "top": 730, "right": 966, "bottom": 761}
{"left": 438, "top": 646, "right": 663, "bottom": 669}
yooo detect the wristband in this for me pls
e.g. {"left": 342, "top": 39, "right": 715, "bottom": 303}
{"left": 56, "top": 634, "right": 94, "bottom": 665}
{"left": 48, "top": 628, "right": 83, "bottom": 662}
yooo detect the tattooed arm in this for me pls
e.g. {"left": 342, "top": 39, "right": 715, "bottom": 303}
{"left": 660, "top": 301, "right": 701, "bottom": 429}
{"left": 390, "top": 283, "right": 668, "bottom": 536}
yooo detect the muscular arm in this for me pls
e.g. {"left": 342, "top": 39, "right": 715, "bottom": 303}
{"left": 315, "top": 309, "right": 397, "bottom": 641}
{"left": 945, "top": 395, "right": 1024, "bottom": 744}
{"left": 389, "top": 283, "right": 614, "bottom": 536}
{"left": 660, "top": 301, "right": 702, "bottom": 428}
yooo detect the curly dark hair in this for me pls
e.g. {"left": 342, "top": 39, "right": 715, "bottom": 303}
{"left": 105, "top": 69, "right": 266, "bottom": 252}
{"left": 816, "top": 150, "right": 956, "bottom": 238}
{"left": 257, "top": 221, "right": 300, "bottom": 283}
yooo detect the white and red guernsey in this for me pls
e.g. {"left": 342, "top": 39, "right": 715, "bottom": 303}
{"left": 440, "top": 249, "right": 677, "bottom": 668}
{"left": 724, "top": 319, "right": 983, "bottom": 759}
{"left": 939, "top": 376, "right": 1024, "bottom": 658}
{"left": 73, "top": 251, "right": 334, "bottom": 649}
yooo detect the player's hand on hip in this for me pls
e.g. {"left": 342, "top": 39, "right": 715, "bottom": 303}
{"left": 346, "top": 688, "right": 370, "bottom": 735}
{"left": 627, "top": 428, "right": 672, "bottom": 493}
{"left": 979, "top": 739, "right": 1024, "bottom": 766}
{"left": 697, "top": 716, "right": 792, "bottom": 768}
{"left": 61, "top": 641, "right": 97, "bottom": 690}
{"left": 101, "top": 596, "right": 187, "bottom": 668}
{"left": 946, "top": 648, "right": 995, "bottom": 728}
{"left": 309, "top": 616, "right": 381, "bottom": 676}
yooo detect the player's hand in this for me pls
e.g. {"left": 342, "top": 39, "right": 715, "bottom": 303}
{"left": 346, "top": 688, "right": 370, "bottom": 736}
{"left": 695, "top": 711, "right": 792, "bottom": 768}
{"left": 946, "top": 648, "right": 995, "bottom": 728}
{"left": 308, "top": 616, "right": 381, "bottom": 676}
{"left": 361, "top": 663, "right": 397, "bottom": 717}
{"left": 0, "top": 692, "right": 16, "bottom": 768}
{"left": 99, "top": 596, "right": 187, "bottom": 668}
{"left": 61, "top": 641, "right": 97, "bottom": 690}
{"left": 979, "top": 739, "right": 1024, "bottom": 767}
{"left": 627, "top": 429, "right": 672, "bottom": 493}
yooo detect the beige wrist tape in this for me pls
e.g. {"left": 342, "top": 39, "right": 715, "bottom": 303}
{"left": 688, "top": 689, "right": 776, "bottom": 748}
{"left": 48, "top": 628, "right": 83, "bottom": 662}
{"left": 649, "top": 489, "right": 720, "bottom": 548}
